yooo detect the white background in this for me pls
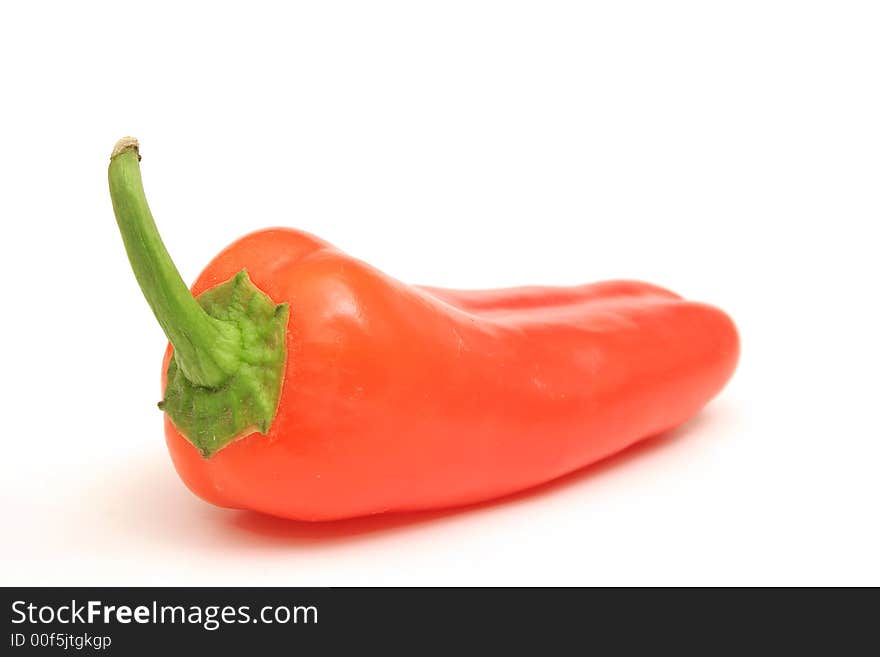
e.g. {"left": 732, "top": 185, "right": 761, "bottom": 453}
{"left": 1, "top": 1, "right": 877, "bottom": 586}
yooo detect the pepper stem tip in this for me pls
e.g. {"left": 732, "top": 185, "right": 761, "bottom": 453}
{"left": 111, "top": 136, "right": 140, "bottom": 160}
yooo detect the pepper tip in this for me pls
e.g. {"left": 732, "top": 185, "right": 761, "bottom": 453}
{"left": 111, "top": 136, "right": 140, "bottom": 161}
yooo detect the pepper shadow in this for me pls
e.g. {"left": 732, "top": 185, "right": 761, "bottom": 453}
{"left": 226, "top": 404, "right": 733, "bottom": 545}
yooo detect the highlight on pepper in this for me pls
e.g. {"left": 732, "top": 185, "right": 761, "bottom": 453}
{"left": 109, "top": 136, "right": 740, "bottom": 522}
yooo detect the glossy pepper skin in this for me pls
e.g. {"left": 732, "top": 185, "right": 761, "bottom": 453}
{"left": 111, "top": 138, "right": 739, "bottom": 522}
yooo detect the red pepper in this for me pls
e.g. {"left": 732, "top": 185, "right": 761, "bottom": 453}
{"left": 110, "top": 138, "right": 739, "bottom": 521}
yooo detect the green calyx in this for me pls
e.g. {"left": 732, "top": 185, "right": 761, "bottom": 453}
{"left": 161, "top": 271, "right": 289, "bottom": 457}
{"left": 108, "top": 137, "right": 289, "bottom": 458}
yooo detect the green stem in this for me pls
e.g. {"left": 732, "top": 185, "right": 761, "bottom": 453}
{"left": 108, "top": 137, "right": 240, "bottom": 389}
